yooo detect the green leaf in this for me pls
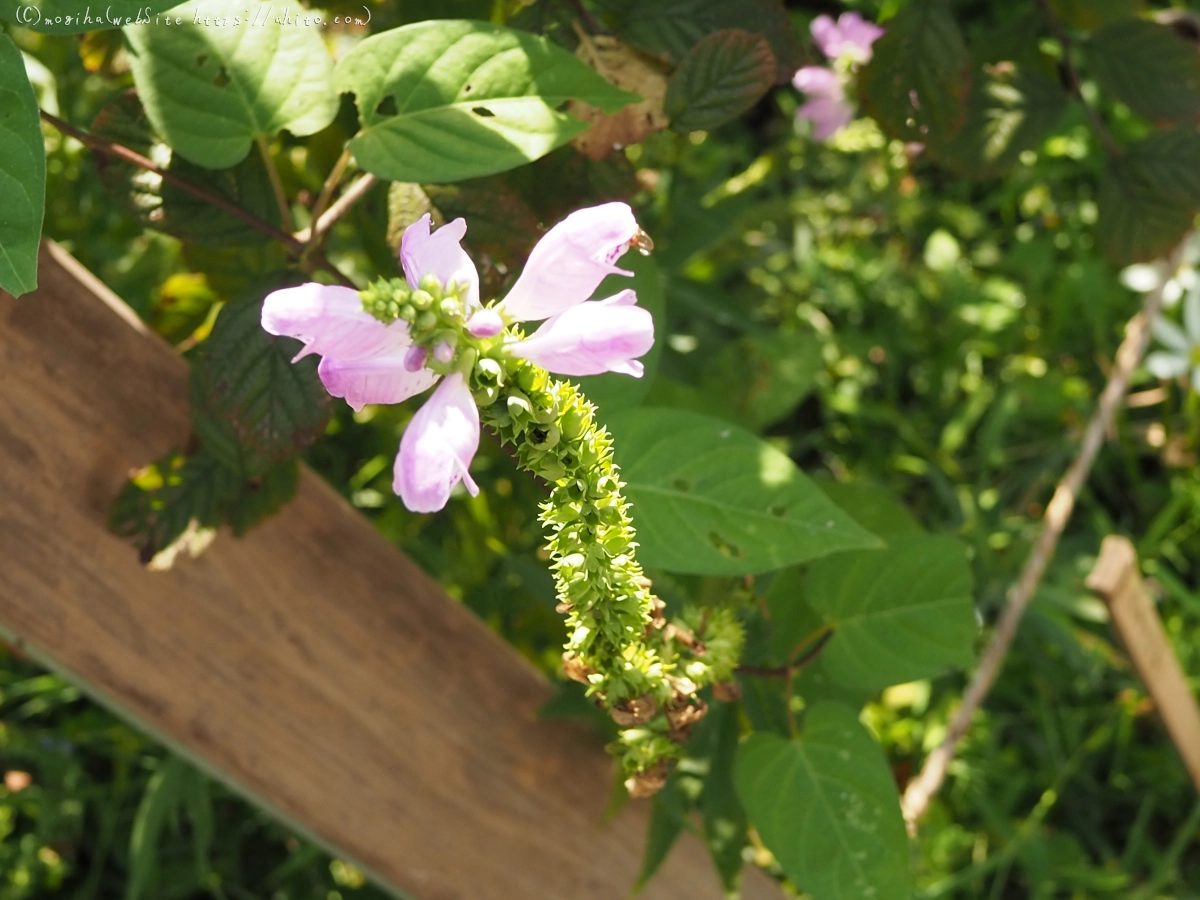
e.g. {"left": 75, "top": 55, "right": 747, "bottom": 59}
{"left": 0, "top": 34, "right": 46, "bottom": 298}
{"left": 734, "top": 704, "right": 912, "bottom": 900}
{"left": 191, "top": 299, "right": 331, "bottom": 466}
{"left": 1086, "top": 19, "right": 1200, "bottom": 125}
{"left": 124, "top": 0, "right": 338, "bottom": 168}
{"left": 700, "top": 702, "right": 748, "bottom": 896}
{"left": 597, "top": 0, "right": 802, "bottom": 82}
{"left": 806, "top": 535, "right": 976, "bottom": 692}
{"left": 109, "top": 449, "right": 239, "bottom": 561}
{"left": 0, "top": 0, "right": 179, "bottom": 32}
{"left": 927, "top": 62, "right": 1068, "bottom": 179}
{"left": 607, "top": 408, "right": 879, "bottom": 575}
{"left": 225, "top": 458, "right": 300, "bottom": 536}
{"left": 127, "top": 755, "right": 188, "bottom": 900}
{"left": 665, "top": 30, "right": 776, "bottom": 133}
{"left": 575, "top": 252, "right": 665, "bottom": 413}
{"left": 1096, "top": 128, "right": 1200, "bottom": 264}
{"left": 813, "top": 481, "right": 923, "bottom": 539}
{"left": 857, "top": 0, "right": 971, "bottom": 144}
{"left": 1049, "top": 0, "right": 1141, "bottom": 31}
{"left": 763, "top": 567, "right": 825, "bottom": 661}
{"left": 334, "top": 20, "right": 640, "bottom": 183}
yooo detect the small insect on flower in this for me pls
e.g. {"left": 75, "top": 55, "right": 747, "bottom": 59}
{"left": 261, "top": 202, "right": 655, "bottom": 513}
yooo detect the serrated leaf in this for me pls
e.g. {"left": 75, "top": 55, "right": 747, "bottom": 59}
{"left": 1086, "top": 19, "right": 1200, "bottom": 126}
{"left": 0, "top": 35, "right": 45, "bottom": 298}
{"left": 664, "top": 29, "right": 775, "bottom": 133}
{"left": 597, "top": 0, "right": 802, "bottom": 82}
{"left": 606, "top": 408, "right": 879, "bottom": 575}
{"left": 191, "top": 299, "right": 331, "bottom": 464}
{"left": 0, "top": 0, "right": 178, "bottom": 32}
{"left": 857, "top": 0, "right": 971, "bottom": 143}
{"left": 124, "top": 0, "right": 338, "bottom": 168}
{"left": 225, "top": 458, "right": 299, "bottom": 535}
{"left": 734, "top": 704, "right": 912, "bottom": 900}
{"left": 334, "top": 20, "right": 640, "bottom": 183}
{"left": 806, "top": 535, "right": 976, "bottom": 692}
{"left": 109, "top": 450, "right": 239, "bottom": 560}
{"left": 569, "top": 34, "right": 669, "bottom": 160}
{"left": 927, "top": 62, "right": 1068, "bottom": 178}
{"left": 1096, "top": 128, "right": 1200, "bottom": 264}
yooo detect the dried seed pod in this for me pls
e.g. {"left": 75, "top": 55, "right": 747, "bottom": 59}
{"left": 561, "top": 652, "right": 595, "bottom": 685}
{"left": 611, "top": 693, "right": 659, "bottom": 727}
{"left": 712, "top": 680, "right": 743, "bottom": 703}
{"left": 624, "top": 761, "right": 669, "bottom": 799}
{"left": 666, "top": 698, "right": 709, "bottom": 742}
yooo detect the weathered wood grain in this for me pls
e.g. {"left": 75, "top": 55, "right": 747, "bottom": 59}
{"left": 0, "top": 243, "right": 779, "bottom": 900}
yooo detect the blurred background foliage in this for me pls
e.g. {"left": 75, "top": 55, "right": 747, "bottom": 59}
{"left": 6, "top": 0, "right": 1200, "bottom": 896}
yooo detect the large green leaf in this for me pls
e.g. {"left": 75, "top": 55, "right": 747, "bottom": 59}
{"left": 665, "top": 29, "right": 776, "bottom": 133}
{"left": 806, "top": 535, "right": 976, "bottom": 692}
{"left": 1086, "top": 19, "right": 1200, "bottom": 126}
{"left": 734, "top": 704, "right": 911, "bottom": 900}
{"left": 191, "top": 299, "right": 331, "bottom": 465}
{"left": 124, "top": 0, "right": 338, "bottom": 168}
{"left": 857, "top": 0, "right": 971, "bottom": 144}
{"left": 1096, "top": 128, "right": 1200, "bottom": 264}
{"left": 0, "top": 0, "right": 178, "bottom": 32}
{"left": 334, "top": 20, "right": 640, "bottom": 184}
{"left": 607, "top": 408, "right": 879, "bottom": 575}
{"left": 928, "top": 62, "right": 1067, "bottom": 179}
{"left": 700, "top": 702, "right": 748, "bottom": 895}
{"left": 814, "top": 481, "right": 923, "bottom": 539}
{"left": 0, "top": 34, "right": 45, "bottom": 297}
{"left": 575, "top": 252, "right": 665, "bottom": 413}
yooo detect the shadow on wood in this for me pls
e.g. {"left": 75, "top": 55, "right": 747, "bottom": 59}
{"left": 0, "top": 243, "right": 780, "bottom": 900}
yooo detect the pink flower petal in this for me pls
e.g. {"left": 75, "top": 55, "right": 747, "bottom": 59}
{"left": 512, "top": 289, "right": 654, "bottom": 377}
{"left": 810, "top": 14, "right": 841, "bottom": 59}
{"left": 393, "top": 372, "right": 481, "bottom": 513}
{"left": 797, "top": 95, "right": 855, "bottom": 141}
{"left": 262, "top": 283, "right": 412, "bottom": 362}
{"left": 499, "top": 202, "right": 640, "bottom": 322}
{"left": 793, "top": 66, "right": 843, "bottom": 99}
{"left": 837, "top": 13, "right": 885, "bottom": 62}
{"left": 400, "top": 214, "right": 481, "bottom": 309}
{"left": 317, "top": 354, "right": 440, "bottom": 412}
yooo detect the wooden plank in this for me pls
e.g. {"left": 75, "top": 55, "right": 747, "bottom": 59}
{"left": 0, "top": 243, "right": 781, "bottom": 900}
{"left": 1086, "top": 535, "right": 1200, "bottom": 793}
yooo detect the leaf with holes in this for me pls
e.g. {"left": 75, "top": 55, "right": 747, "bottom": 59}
{"left": 596, "top": 0, "right": 802, "bottom": 82}
{"left": 334, "top": 20, "right": 640, "bottom": 184}
{"left": 0, "top": 33, "right": 45, "bottom": 298}
{"left": 124, "top": 0, "right": 338, "bottom": 168}
{"left": 606, "top": 408, "right": 878, "bottom": 575}
{"left": 665, "top": 30, "right": 775, "bottom": 133}
{"left": 927, "top": 62, "right": 1068, "bottom": 178}
{"left": 857, "top": 0, "right": 971, "bottom": 143}
{"left": 1096, "top": 128, "right": 1200, "bottom": 264}
{"left": 191, "top": 299, "right": 331, "bottom": 465}
{"left": 1086, "top": 19, "right": 1200, "bottom": 125}
{"left": 734, "top": 705, "right": 911, "bottom": 900}
{"left": 0, "top": 0, "right": 179, "bottom": 32}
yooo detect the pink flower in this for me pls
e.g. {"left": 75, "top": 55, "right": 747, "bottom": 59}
{"left": 260, "top": 202, "right": 655, "bottom": 513}
{"left": 793, "top": 67, "right": 854, "bottom": 142}
{"left": 811, "top": 12, "right": 884, "bottom": 64}
{"left": 393, "top": 372, "right": 480, "bottom": 512}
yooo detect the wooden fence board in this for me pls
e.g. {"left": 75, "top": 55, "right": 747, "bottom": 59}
{"left": 0, "top": 243, "right": 781, "bottom": 900}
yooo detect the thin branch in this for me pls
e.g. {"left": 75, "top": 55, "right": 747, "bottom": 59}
{"left": 304, "top": 146, "right": 353, "bottom": 244}
{"left": 41, "top": 111, "right": 357, "bottom": 289}
{"left": 900, "top": 239, "right": 1186, "bottom": 831}
{"left": 256, "top": 135, "right": 294, "bottom": 234}
{"left": 1036, "top": 0, "right": 1122, "bottom": 160}
{"left": 296, "top": 173, "right": 379, "bottom": 247}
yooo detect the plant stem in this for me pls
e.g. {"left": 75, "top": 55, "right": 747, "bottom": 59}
{"left": 735, "top": 628, "right": 834, "bottom": 677}
{"left": 256, "top": 134, "right": 294, "bottom": 234}
{"left": 304, "top": 146, "right": 353, "bottom": 243}
{"left": 40, "top": 111, "right": 357, "bottom": 289}
{"left": 900, "top": 239, "right": 1185, "bottom": 831}
{"left": 298, "top": 173, "right": 379, "bottom": 248}
{"left": 1036, "top": 0, "right": 1122, "bottom": 160}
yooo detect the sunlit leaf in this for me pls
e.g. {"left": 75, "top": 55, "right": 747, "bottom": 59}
{"left": 735, "top": 704, "right": 911, "bottom": 900}
{"left": 335, "top": 20, "right": 640, "bottom": 183}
